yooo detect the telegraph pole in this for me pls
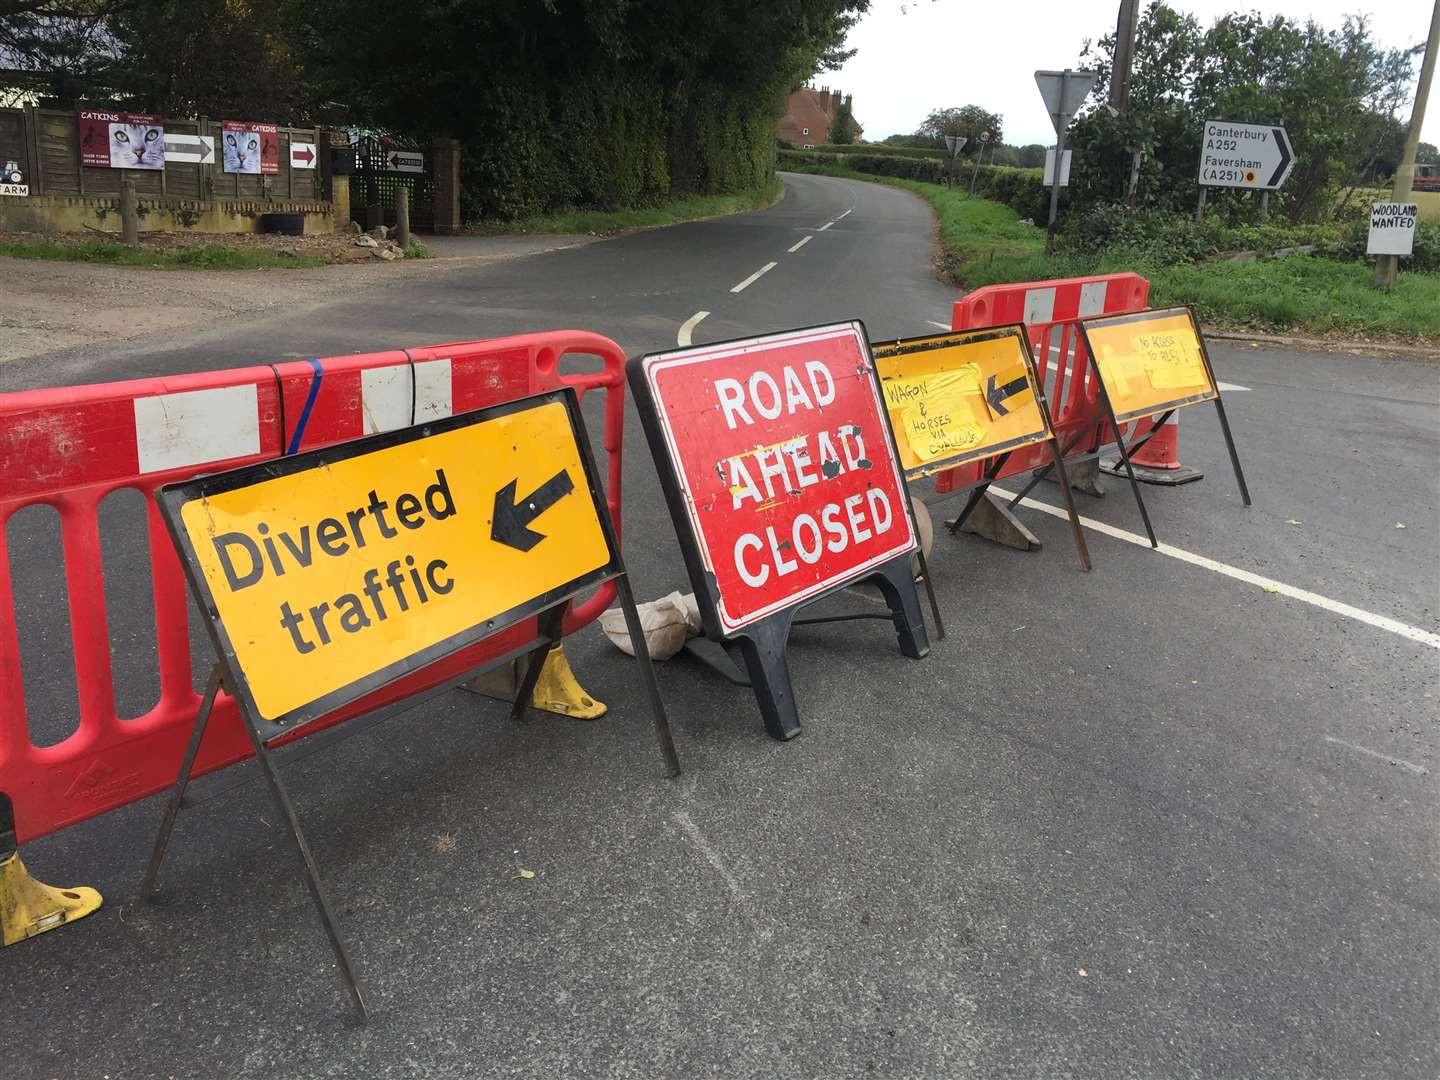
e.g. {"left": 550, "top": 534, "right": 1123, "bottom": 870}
{"left": 1109, "top": 0, "right": 1139, "bottom": 112}
{"left": 1374, "top": 0, "right": 1438, "bottom": 289}
{"left": 1111, "top": 0, "right": 1142, "bottom": 211}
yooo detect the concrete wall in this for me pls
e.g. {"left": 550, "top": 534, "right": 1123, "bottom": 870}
{"left": 0, "top": 194, "right": 338, "bottom": 235}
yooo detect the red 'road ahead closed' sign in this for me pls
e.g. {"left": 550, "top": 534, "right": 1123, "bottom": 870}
{"left": 635, "top": 322, "right": 916, "bottom": 635}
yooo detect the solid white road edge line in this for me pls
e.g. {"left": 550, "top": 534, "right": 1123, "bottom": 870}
{"left": 927, "top": 320, "right": 951, "bottom": 331}
{"left": 730, "top": 262, "right": 778, "bottom": 293}
{"left": 788, "top": 236, "right": 812, "bottom": 253}
{"left": 677, "top": 310, "right": 709, "bottom": 347}
{"left": 989, "top": 484, "right": 1440, "bottom": 651}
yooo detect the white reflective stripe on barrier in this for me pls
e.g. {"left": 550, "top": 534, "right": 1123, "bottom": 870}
{"left": 133, "top": 385, "right": 262, "bottom": 474}
{"left": 1078, "top": 280, "right": 1108, "bottom": 316}
{"left": 1022, "top": 287, "right": 1056, "bottom": 325}
{"left": 360, "top": 359, "right": 453, "bottom": 434}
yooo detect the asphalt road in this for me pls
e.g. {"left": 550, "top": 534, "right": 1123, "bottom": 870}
{"left": 2, "top": 173, "right": 1437, "bottom": 1080}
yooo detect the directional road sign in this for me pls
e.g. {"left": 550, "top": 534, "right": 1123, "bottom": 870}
{"left": 385, "top": 150, "right": 425, "bottom": 173}
{"left": 1035, "top": 69, "right": 1097, "bottom": 135}
{"left": 1199, "top": 120, "right": 1293, "bottom": 190}
{"left": 163, "top": 134, "right": 215, "bottom": 165}
{"left": 290, "top": 142, "right": 317, "bottom": 169}
{"left": 160, "top": 390, "right": 619, "bottom": 729}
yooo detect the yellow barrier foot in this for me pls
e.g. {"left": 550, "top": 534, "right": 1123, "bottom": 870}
{"left": 1, "top": 850, "right": 102, "bottom": 946}
{"left": 461, "top": 644, "right": 608, "bottom": 720}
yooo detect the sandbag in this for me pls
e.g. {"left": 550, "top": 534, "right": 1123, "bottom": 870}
{"left": 599, "top": 591, "right": 702, "bottom": 660}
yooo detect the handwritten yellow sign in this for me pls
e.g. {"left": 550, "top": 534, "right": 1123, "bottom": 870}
{"left": 1081, "top": 307, "right": 1217, "bottom": 423}
{"left": 160, "top": 392, "right": 618, "bottom": 728}
{"left": 873, "top": 326, "right": 1052, "bottom": 478}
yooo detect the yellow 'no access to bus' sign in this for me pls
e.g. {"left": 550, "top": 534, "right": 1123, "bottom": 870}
{"left": 872, "top": 325, "right": 1053, "bottom": 478}
{"left": 1081, "top": 307, "right": 1217, "bottom": 424}
{"left": 160, "top": 390, "right": 619, "bottom": 728}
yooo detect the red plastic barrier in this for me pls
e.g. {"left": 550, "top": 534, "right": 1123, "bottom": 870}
{"left": 0, "top": 331, "right": 627, "bottom": 845}
{"left": 935, "top": 272, "right": 1151, "bottom": 494}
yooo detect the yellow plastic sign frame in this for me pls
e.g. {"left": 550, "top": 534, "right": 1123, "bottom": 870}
{"left": 872, "top": 324, "right": 1054, "bottom": 479}
{"left": 1080, "top": 305, "right": 1218, "bottom": 425}
{"left": 159, "top": 388, "right": 621, "bottom": 732}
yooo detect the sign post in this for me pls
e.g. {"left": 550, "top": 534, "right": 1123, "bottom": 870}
{"left": 1078, "top": 306, "right": 1250, "bottom": 546}
{"left": 630, "top": 322, "right": 933, "bottom": 742}
{"left": 144, "top": 388, "right": 679, "bottom": 1022}
{"left": 871, "top": 325, "right": 1090, "bottom": 570}
{"left": 1035, "top": 69, "right": 1097, "bottom": 253}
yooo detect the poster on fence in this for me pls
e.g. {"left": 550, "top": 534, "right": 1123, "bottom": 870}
{"left": 78, "top": 108, "right": 166, "bottom": 170}
{"left": 222, "top": 121, "right": 279, "bottom": 174}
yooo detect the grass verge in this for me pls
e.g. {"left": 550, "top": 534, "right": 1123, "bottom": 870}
{"left": 0, "top": 237, "right": 326, "bottom": 269}
{"left": 466, "top": 177, "right": 785, "bottom": 235}
{"left": 786, "top": 164, "right": 1440, "bottom": 342}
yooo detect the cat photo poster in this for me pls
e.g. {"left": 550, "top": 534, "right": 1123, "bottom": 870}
{"left": 78, "top": 109, "right": 165, "bottom": 170}
{"left": 222, "top": 121, "right": 280, "bottom": 175}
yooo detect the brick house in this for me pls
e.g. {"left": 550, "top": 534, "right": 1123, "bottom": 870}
{"left": 777, "top": 86, "right": 862, "bottom": 148}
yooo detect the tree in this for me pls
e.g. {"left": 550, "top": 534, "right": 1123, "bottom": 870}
{"left": 917, "top": 104, "right": 1002, "bottom": 152}
{"left": 828, "top": 95, "right": 857, "bottom": 143}
{"left": 1072, "top": 2, "right": 1418, "bottom": 222}
{"left": 1016, "top": 144, "right": 1047, "bottom": 168}
{"left": 1417, "top": 141, "right": 1439, "bottom": 164}
{"left": 0, "top": 1, "right": 124, "bottom": 104}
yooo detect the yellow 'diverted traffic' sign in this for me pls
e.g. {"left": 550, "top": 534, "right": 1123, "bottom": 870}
{"left": 873, "top": 325, "right": 1053, "bottom": 478}
{"left": 161, "top": 390, "right": 619, "bottom": 727}
{"left": 1081, "top": 306, "right": 1217, "bottom": 424}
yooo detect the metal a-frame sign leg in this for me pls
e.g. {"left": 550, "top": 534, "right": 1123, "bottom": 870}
{"left": 141, "top": 663, "right": 371, "bottom": 1024}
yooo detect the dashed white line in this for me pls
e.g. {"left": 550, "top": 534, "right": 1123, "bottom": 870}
{"left": 1323, "top": 736, "right": 1428, "bottom": 775}
{"left": 1217, "top": 381, "right": 1251, "bottom": 392}
{"left": 730, "top": 261, "right": 777, "bottom": 293}
{"left": 836, "top": 209, "right": 853, "bottom": 220}
{"left": 927, "top": 320, "right": 951, "bottom": 331}
{"left": 677, "top": 310, "right": 709, "bottom": 347}
{"left": 990, "top": 484, "right": 1440, "bottom": 651}
{"left": 788, "top": 236, "right": 812, "bottom": 253}
{"left": 817, "top": 221, "right": 834, "bottom": 231}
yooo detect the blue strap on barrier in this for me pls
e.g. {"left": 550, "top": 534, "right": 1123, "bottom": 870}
{"left": 286, "top": 358, "right": 324, "bottom": 455}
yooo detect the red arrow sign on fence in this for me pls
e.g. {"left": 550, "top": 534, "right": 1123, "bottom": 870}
{"left": 292, "top": 145, "right": 314, "bottom": 165}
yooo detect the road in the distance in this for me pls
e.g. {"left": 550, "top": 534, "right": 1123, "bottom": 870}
{"left": 2, "top": 173, "right": 1436, "bottom": 1080}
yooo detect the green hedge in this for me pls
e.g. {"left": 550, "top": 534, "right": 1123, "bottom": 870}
{"left": 794, "top": 142, "right": 948, "bottom": 160}
{"left": 778, "top": 149, "right": 1052, "bottom": 220}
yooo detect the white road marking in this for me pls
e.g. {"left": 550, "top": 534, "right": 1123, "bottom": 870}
{"left": 788, "top": 235, "right": 812, "bottom": 253}
{"left": 817, "top": 221, "right": 834, "bottom": 231}
{"left": 677, "top": 310, "right": 709, "bottom": 347}
{"left": 990, "top": 484, "right": 1440, "bottom": 651}
{"left": 673, "top": 811, "right": 774, "bottom": 939}
{"left": 1323, "top": 736, "right": 1428, "bottom": 776}
{"left": 1217, "top": 381, "right": 1251, "bottom": 392}
{"left": 730, "top": 261, "right": 777, "bottom": 293}
{"left": 927, "top": 320, "right": 951, "bottom": 331}
{"left": 836, "top": 209, "right": 853, "bottom": 220}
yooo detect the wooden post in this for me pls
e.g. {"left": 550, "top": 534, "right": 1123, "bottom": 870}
{"left": 120, "top": 178, "right": 139, "bottom": 244}
{"left": 395, "top": 185, "right": 411, "bottom": 249}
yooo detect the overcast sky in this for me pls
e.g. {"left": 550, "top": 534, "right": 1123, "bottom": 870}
{"left": 827, "top": 0, "right": 1439, "bottom": 148}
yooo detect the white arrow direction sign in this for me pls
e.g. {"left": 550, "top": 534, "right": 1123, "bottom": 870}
{"left": 385, "top": 150, "right": 425, "bottom": 173}
{"left": 164, "top": 134, "right": 214, "bottom": 165}
{"left": 1199, "top": 120, "right": 1294, "bottom": 190}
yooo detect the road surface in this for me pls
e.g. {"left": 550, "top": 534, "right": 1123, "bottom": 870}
{"left": 2, "top": 173, "right": 1437, "bottom": 1080}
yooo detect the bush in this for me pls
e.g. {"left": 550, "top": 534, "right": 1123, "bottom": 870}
{"left": 1316, "top": 217, "right": 1440, "bottom": 273}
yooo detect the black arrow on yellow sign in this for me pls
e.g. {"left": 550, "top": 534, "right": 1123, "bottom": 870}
{"left": 492, "top": 470, "right": 574, "bottom": 551}
{"left": 986, "top": 374, "right": 1030, "bottom": 416}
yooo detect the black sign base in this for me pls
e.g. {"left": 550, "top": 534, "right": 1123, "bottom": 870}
{"left": 725, "top": 552, "right": 930, "bottom": 741}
